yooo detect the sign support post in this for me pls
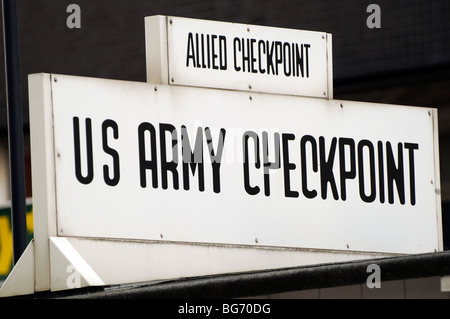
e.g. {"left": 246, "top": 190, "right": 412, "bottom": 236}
{"left": 1, "top": 0, "right": 27, "bottom": 265}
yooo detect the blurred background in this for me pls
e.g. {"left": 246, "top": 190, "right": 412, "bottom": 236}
{"left": 0, "top": 0, "right": 449, "bottom": 280}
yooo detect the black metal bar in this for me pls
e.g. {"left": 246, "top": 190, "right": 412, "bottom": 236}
{"left": 18, "top": 250, "right": 450, "bottom": 299}
{"left": 2, "top": 0, "right": 27, "bottom": 265}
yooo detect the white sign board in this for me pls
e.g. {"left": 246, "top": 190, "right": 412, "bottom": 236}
{"left": 38, "top": 74, "right": 440, "bottom": 255}
{"left": 145, "top": 16, "right": 333, "bottom": 98}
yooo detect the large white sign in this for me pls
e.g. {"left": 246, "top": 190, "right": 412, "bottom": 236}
{"left": 145, "top": 16, "right": 333, "bottom": 98}
{"left": 43, "top": 74, "right": 440, "bottom": 254}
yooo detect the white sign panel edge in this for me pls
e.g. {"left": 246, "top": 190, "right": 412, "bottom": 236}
{"left": 41, "top": 73, "right": 442, "bottom": 255}
{"left": 145, "top": 15, "right": 333, "bottom": 99}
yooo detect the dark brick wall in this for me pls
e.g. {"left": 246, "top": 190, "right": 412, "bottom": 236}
{"left": 0, "top": 0, "right": 449, "bottom": 128}
{"left": 15, "top": 0, "right": 450, "bottom": 80}
{"left": 0, "top": 0, "right": 449, "bottom": 239}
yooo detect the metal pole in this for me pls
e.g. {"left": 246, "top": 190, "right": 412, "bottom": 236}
{"left": 2, "top": 0, "right": 27, "bottom": 265}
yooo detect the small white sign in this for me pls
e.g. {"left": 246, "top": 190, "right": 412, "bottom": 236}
{"left": 37, "top": 74, "right": 442, "bottom": 255}
{"left": 145, "top": 16, "right": 333, "bottom": 98}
